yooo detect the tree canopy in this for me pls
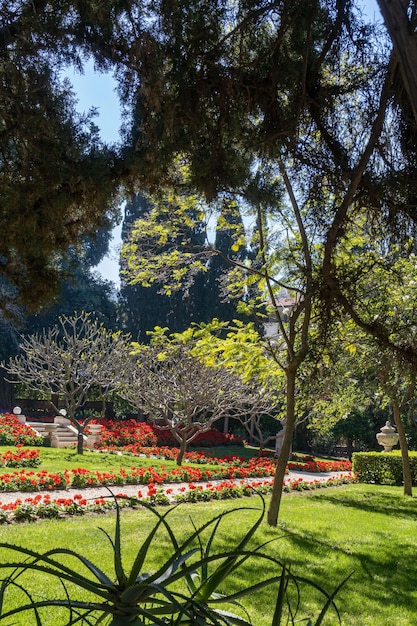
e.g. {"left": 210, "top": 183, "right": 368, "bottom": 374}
{"left": 4, "top": 0, "right": 417, "bottom": 314}
{"left": 0, "top": 0, "right": 125, "bottom": 308}
{"left": 119, "top": 192, "right": 208, "bottom": 338}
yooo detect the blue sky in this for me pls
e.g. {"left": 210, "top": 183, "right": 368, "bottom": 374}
{"left": 66, "top": 61, "right": 123, "bottom": 287}
{"left": 70, "top": 0, "right": 381, "bottom": 288}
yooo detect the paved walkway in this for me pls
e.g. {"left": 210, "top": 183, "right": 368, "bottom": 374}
{"left": 0, "top": 470, "right": 352, "bottom": 506}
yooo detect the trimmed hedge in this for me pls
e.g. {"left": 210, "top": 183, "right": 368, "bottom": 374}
{"left": 352, "top": 451, "right": 417, "bottom": 485}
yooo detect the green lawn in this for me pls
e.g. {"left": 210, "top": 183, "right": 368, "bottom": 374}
{"left": 0, "top": 445, "right": 329, "bottom": 476}
{"left": 0, "top": 484, "right": 415, "bottom": 625}
{"left": 0, "top": 446, "right": 228, "bottom": 474}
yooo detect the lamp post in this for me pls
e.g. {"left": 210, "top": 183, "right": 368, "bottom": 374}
{"left": 13, "top": 406, "right": 26, "bottom": 424}
{"left": 55, "top": 408, "right": 69, "bottom": 425}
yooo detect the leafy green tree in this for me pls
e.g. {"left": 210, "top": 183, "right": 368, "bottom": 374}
{"left": 204, "top": 200, "right": 251, "bottom": 323}
{"left": 374, "top": 351, "right": 415, "bottom": 494}
{"left": 329, "top": 243, "right": 417, "bottom": 495}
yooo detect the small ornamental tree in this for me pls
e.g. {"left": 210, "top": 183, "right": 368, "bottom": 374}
{"left": 232, "top": 386, "right": 283, "bottom": 453}
{"left": 4, "top": 312, "right": 130, "bottom": 454}
{"left": 121, "top": 344, "right": 276, "bottom": 465}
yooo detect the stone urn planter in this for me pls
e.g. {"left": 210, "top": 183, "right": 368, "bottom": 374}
{"left": 44, "top": 423, "right": 59, "bottom": 448}
{"left": 376, "top": 421, "right": 399, "bottom": 452}
{"left": 88, "top": 424, "right": 102, "bottom": 435}
{"left": 44, "top": 424, "right": 58, "bottom": 435}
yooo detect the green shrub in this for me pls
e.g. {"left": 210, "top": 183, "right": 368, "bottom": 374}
{"left": 352, "top": 451, "right": 417, "bottom": 485}
{"left": 13, "top": 503, "right": 38, "bottom": 523}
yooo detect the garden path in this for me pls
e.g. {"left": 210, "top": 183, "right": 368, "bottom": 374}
{"left": 0, "top": 470, "right": 352, "bottom": 506}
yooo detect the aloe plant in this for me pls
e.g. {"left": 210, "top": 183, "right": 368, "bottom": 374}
{"left": 0, "top": 494, "right": 350, "bottom": 625}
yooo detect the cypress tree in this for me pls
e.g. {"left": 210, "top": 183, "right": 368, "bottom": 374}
{"left": 205, "top": 200, "right": 248, "bottom": 323}
{"left": 120, "top": 193, "right": 208, "bottom": 339}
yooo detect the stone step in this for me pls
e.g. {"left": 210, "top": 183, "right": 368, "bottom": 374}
{"left": 27, "top": 422, "right": 82, "bottom": 448}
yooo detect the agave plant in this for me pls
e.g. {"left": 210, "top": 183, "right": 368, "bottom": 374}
{"left": 0, "top": 493, "right": 351, "bottom": 625}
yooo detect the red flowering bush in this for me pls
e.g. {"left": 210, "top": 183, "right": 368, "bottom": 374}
{"left": 0, "top": 413, "right": 44, "bottom": 446}
{"left": 97, "top": 419, "right": 158, "bottom": 447}
{"left": 94, "top": 420, "right": 243, "bottom": 449}
{"left": 1, "top": 448, "right": 41, "bottom": 468}
{"left": 153, "top": 428, "right": 244, "bottom": 448}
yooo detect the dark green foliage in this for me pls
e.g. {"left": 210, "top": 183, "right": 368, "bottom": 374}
{"left": 0, "top": 1, "right": 124, "bottom": 310}
{"left": 120, "top": 193, "right": 208, "bottom": 339}
{"left": 205, "top": 201, "right": 250, "bottom": 323}
{"left": 24, "top": 259, "right": 119, "bottom": 336}
{"left": 120, "top": 193, "right": 258, "bottom": 337}
{"left": 0, "top": 320, "right": 20, "bottom": 363}
{"left": 353, "top": 451, "right": 417, "bottom": 485}
{"left": 125, "top": 0, "right": 359, "bottom": 197}
{"left": 332, "top": 409, "right": 386, "bottom": 452}
{"left": 306, "top": 407, "right": 389, "bottom": 457}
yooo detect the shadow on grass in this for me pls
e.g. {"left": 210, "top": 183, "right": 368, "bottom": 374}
{"left": 272, "top": 514, "right": 417, "bottom": 623}
{"left": 309, "top": 488, "right": 417, "bottom": 521}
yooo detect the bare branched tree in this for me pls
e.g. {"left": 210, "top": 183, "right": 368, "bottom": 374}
{"left": 121, "top": 345, "right": 278, "bottom": 465}
{"left": 230, "top": 382, "right": 283, "bottom": 454}
{"left": 4, "top": 312, "right": 130, "bottom": 454}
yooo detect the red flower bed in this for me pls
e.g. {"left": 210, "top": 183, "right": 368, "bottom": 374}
{"left": 94, "top": 419, "right": 243, "bottom": 449}
{"left": 1, "top": 448, "right": 41, "bottom": 468}
{"left": 287, "top": 459, "right": 352, "bottom": 472}
{"left": 0, "top": 413, "right": 44, "bottom": 446}
{"left": 0, "top": 454, "right": 279, "bottom": 493}
{"left": 0, "top": 472, "right": 358, "bottom": 523}
{"left": 96, "top": 419, "right": 158, "bottom": 447}
{"left": 0, "top": 469, "right": 68, "bottom": 492}
{"left": 152, "top": 428, "right": 244, "bottom": 448}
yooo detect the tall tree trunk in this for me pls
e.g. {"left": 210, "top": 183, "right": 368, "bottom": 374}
{"left": 250, "top": 417, "right": 255, "bottom": 446}
{"left": 392, "top": 402, "right": 412, "bottom": 496}
{"left": 346, "top": 437, "right": 353, "bottom": 460}
{"left": 377, "top": 0, "right": 417, "bottom": 125}
{"left": 267, "top": 366, "right": 297, "bottom": 526}
{"left": 77, "top": 424, "right": 84, "bottom": 455}
{"left": 176, "top": 433, "right": 187, "bottom": 466}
